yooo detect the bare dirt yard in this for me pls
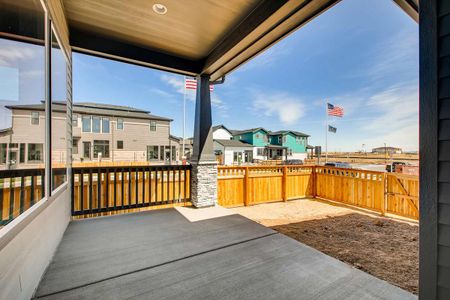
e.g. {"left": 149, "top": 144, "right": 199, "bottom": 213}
{"left": 233, "top": 199, "right": 419, "bottom": 295}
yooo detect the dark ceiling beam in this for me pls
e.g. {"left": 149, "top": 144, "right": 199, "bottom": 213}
{"left": 392, "top": 0, "right": 419, "bottom": 22}
{"left": 205, "top": 0, "right": 341, "bottom": 81}
{"left": 202, "top": 0, "right": 289, "bottom": 72}
{"left": 70, "top": 28, "right": 202, "bottom": 76}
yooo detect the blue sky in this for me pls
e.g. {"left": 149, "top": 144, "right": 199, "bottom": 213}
{"left": 72, "top": 0, "right": 419, "bottom": 151}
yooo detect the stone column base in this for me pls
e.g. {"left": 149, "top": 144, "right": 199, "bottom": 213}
{"left": 190, "top": 161, "right": 217, "bottom": 208}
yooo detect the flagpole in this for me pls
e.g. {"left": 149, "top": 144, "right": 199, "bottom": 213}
{"left": 182, "top": 76, "right": 186, "bottom": 161}
{"left": 325, "top": 101, "right": 328, "bottom": 163}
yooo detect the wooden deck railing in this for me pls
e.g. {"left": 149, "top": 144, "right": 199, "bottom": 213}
{"left": 1, "top": 164, "right": 419, "bottom": 224}
{"left": 72, "top": 165, "right": 191, "bottom": 217}
{"left": 218, "top": 165, "right": 419, "bottom": 220}
{"left": 0, "top": 168, "right": 67, "bottom": 225}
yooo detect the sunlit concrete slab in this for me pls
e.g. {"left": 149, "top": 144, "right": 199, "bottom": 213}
{"left": 35, "top": 209, "right": 415, "bottom": 300}
{"left": 175, "top": 205, "right": 236, "bottom": 222}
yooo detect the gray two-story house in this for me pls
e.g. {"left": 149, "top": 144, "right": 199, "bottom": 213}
{"left": 0, "top": 101, "right": 178, "bottom": 169}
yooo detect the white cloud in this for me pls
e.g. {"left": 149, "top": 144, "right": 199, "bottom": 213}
{"left": 251, "top": 92, "right": 305, "bottom": 125}
{"left": 0, "top": 45, "right": 36, "bottom": 66}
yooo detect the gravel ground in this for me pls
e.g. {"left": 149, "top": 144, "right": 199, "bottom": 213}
{"left": 233, "top": 199, "right": 419, "bottom": 294}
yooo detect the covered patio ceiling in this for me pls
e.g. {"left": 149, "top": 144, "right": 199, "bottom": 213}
{"left": 63, "top": 0, "right": 418, "bottom": 81}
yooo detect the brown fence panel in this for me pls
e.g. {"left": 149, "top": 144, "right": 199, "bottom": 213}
{"left": 217, "top": 167, "right": 245, "bottom": 207}
{"left": 248, "top": 166, "right": 283, "bottom": 205}
{"left": 286, "top": 166, "right": 315, "bottom": 200}
{"left": 315, "top": 167, "right": 385, "bottom": 213}
{"left": 217, "top": 165, "right": 314, "bottom": 207}
{"left": 386, "top": 173, "right": 419, "bottom": 220}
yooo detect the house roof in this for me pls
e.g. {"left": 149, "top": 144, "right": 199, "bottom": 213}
{"left": 6, "top": 101, "right": 172, "bottom": 122}
{"left": 230, "top": 127, "right": 269, "bottom": 135}
{"left": 215, "top": 139, "right": 253, "bottom": 148}
{"left": 169, "top": 135, "right": 181, "bottom": 142}
{"left": 269, "top": 130, "right": 310, "bottom": 137}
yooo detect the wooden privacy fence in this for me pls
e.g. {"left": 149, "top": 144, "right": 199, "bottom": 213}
{"left": 217, "top": 166, "right": 314, "bottom": 207}
{"left": 72, "top": 165, "right": 191, "bottom": 216}
{"left": 217, "top": 165, "right": 419, "bottom": 220}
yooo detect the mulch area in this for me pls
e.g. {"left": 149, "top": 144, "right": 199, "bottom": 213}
{"left": 271, "top": 213, "right": 419, "bottom": 294}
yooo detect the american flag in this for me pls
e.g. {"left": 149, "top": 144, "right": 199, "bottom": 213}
{"left": 327, "top": 103, "right": 344, "bottom": 117}
{"left": 185, "top": 78, "right": 214, "bottom": 92}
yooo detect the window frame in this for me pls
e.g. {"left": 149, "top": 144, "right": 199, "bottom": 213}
{"left": 82, "top": 115, "right": 91, "bottom": 132}
{"left": 27, "top": 143, "right": 44, "bottom": 162}
{"left": 102, "top": 117, "right": 110, "bottom": 133}
{"left": 92, "top": 116, "right": 101, "bottom": 133}
{"left": 83, "top": 141, "right": 91, "bottom": 159}
{"left": 93, "top": 140, "right": 110, "bottom": 158}
{"left": 117, "top": 118, "right": 124, "bottom": 130}
{"left": 150, "top": 121, "right": 157, "bottom": 131}
{"left": 31, "top": 111, "right": 40, "bottom": 125}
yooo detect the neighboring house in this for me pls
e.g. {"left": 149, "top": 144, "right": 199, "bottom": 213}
{"left": 0, "top": 101, "right": 177, "bottom": 169}
{"left": 267, "top": 130, "right": 309, "bottom": 160}
{"left": 212, "top": 125, "right": 253, "bottom": 165}
{"left": 372, "top": 146, "right": 402, "bottom": 154}
{"left": 231, "top": 128, "right": 269, "bottom": 161}
{"left": 231, "top": 127, "right": 309, "bottom": 161}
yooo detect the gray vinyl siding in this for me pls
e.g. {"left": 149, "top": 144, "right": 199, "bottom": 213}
{"left": 438, "top": 0, "right": 450, "bottom": 297}
{"left": 72, "top": 114, "right": 171, "bottom": 162}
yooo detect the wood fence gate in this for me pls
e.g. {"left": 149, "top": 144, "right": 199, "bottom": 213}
{"left": 385, "top": 173, "right": 419, "bottom": 219}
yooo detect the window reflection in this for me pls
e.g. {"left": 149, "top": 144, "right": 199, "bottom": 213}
{"left": 0, "top": 0, "right": 46, "bottom": 226}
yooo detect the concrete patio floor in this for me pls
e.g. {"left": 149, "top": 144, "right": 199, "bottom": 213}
{"left": 34, "top": 208, "right": 416, "bottom": 300}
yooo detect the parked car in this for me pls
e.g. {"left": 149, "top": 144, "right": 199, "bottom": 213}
{"left": 324, "top": 162, "right": 352, "bottom": 168}
{"left": 283, "top": 159, "right": 303, "bottom": 165}
{"left": 386, "top": 161, "right": 407, "bottom": 172}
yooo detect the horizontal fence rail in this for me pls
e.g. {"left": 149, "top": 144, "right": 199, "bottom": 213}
{"left": 71, "top": 165, "right": 191, "bottom": 216}
{"left": 218, "top": 165, "right": 419, "bottom": 220}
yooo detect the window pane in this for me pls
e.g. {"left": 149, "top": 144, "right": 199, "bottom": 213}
{"left": 82, "top": 116, "right": 91, "bottom": 132}
{"left": 0, "top": 0, "right": 46, "bottom": 226}
{"left": 92, "top": 116, "right": 100, "bottom": 133}
{"left": 19, "top": 143, "right": 25, "bottom": 163}
{"left": 117, "top": 140, "right": 123, "bottom": 149}
{"left": 31, "top": 112, "right": 40, "bottom": 125}
{"left": 102, "top": 118, "right": 110, "bottom": 133}
{"left": 83, "top": 142, "right": 91, "bottom": 158}
{"left": 72, "top": 114, "right": 78, "bottom": 126}
{"left": 93, "top": 140, "right": 109, "bottom": 159}
{"left": 117, "top": 118, "right": 123, "bottom": 130}
{"left": 51, "top": 29, "right": 68, "bottom": 191}
{"left": 28, "top": 144, "right": 43, "bottom": 161}
{"left": 147, "top": 145, "right": 158, "bottom": 160}
{"left": 150, "top": 121, "right": 156, "bottom": 131}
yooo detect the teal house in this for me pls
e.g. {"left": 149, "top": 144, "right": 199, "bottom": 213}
{"left": 231, "top": 128, "right": 309, "bottom": 161}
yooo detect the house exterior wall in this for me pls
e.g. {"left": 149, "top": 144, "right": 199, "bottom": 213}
{"left": 212, "top": 128, "right": 232, "bottom": 140}
{"left": 283, "top": 133, "right": 307, "bottom": 153}
{"left": 252, "top": 129, "right": 269, "bottom": 147}
{"left": 73, "top": 116, "right": 171, "bottom": 162}
{"left": 233, "top": 131, "right": 254, "bottom": 144}
{"left": 0, "top": 108, "right": 175, "bottom": 169}
{"left": 425, "top": 1, "right": 450, "bottom": 298}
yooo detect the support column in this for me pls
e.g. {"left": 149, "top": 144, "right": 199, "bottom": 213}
{"left": 190, "top": 75, "right": 217, "bottom": 207}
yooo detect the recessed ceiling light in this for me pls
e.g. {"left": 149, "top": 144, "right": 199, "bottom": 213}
{"left": 152, "top": 3, "right": 167, "bottom": 15}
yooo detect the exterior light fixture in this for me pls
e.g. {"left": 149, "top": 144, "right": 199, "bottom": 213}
{"left": 152, "top": 3, "right": 167, "bottom": 15}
